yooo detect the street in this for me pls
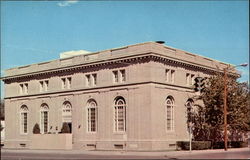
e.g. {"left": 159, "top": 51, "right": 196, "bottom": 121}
{"left": 1, "top": 147, "right": 249, "bottom": 159}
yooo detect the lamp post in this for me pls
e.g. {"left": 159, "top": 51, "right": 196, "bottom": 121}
{"left": 223, "top": 63, "right": 248, "bottom": 151}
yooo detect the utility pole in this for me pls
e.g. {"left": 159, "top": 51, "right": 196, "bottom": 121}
{"left": 223, "top": 63, "right": 248, "bottom": 151}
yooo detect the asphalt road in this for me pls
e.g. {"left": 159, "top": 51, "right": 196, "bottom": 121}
{"left": 1, "top": 148, "right": 250, "bottom": 160}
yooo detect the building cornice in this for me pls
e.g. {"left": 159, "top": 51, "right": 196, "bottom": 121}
{"left": 1, "top": 52, "right": 238, "bottom": 83}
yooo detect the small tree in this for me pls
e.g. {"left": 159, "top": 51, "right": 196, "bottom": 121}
{"left": 192, "top": 74, "right": 250, "bottom": 144}
{"left": 60, "top": 122, "right": 70, "bottom": 133}
{"left": 33, "top": 123, "right": 40, "bottom": 134}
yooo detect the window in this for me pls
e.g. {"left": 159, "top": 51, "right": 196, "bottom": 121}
{"left": 113, "top": 69, "right": 126, "bottom": 83}
{"left": 186, "top": 73, "right": 190, "bottom": 85}
{"left": 67, "top": 77, "right": 71, "bottom": 89}
{"left": 171, "top": 70, "right": 175, "bottom": 83}
{"left": 165, "top": 69, "right": 175, "bottom": 83}
{"left": 86, "top": 74, "right": 97, "bottom": 87}
{"left": 39, "top": 81, "right": 44, "bottom": 92}
{"left": 120, "top": 70, "right": 126, "bottom": 82}
{"left": 87, "top": 100, "right": 97, "bottom": 132}
{"left": 39, "top": 80, "right": 49, "bottom": 92}
{"left": 186, "top": 99, "right": 194, "bottom": 129}
{"left": 19, "top": 83, "right": 28, "bottom": 94}
{"left": 92, "top": 74, "right": 97, "bottom": 86}
{"left": 19, "top": 84, "right": 24, "bottom": 94}
{"left": 61, "top": 77, "right": 71, "bottom": 89}
{"left": 61, "top": 78, "right": 66, "bottom": 89}
{"left": 62, "top": 101, "right": 72, "bottom": 133}
{"left": 40, "top": 104, "right": 49, "bottom": 134}
{"left": 45, "top": 80, "right": 49, "bottom": 91}
{"left": 165, "top": 69, "right": 170, "bottom": 82}
{"left": 114, "top": 97, "right": 126, "bottom": 132}
{"left": 20, "top": 105, "right": 28, "bottom": 134}
{"left": 166, "top": 97, "right": 174, "bottom": 131}
{"left": 113, "top": 71, "right": 118, "bottom": 83}
{"left": 186, "top": 73, "right": 195, "bottom": 86}
{"left": 86, "top": 75, "right": 91, "bottom": 86}
{"left": 191, "top": 74, "right": 195, "bottom": 85}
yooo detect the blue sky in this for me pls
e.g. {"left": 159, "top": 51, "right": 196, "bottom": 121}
{"left": 1, "top": 1, "right": 249, "bottom": 95}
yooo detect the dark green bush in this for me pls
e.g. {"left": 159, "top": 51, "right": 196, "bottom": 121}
{"left": 176, "top": 141, "right": 211, "bottom": 150}
{"left": 212, "top": 141, "right": 246, "bottom": 149}
{"left": 60, "top": 122, "right": 70, "bottom": 133}
{"left": 33, "top": 123, "right": 40, "bottom": 134}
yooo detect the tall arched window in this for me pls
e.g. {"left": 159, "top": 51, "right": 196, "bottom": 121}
{"left": 62, "top": 101, "right": 72, "bottom": 133}
{"left": 40, "top": 104, "right": 49, "bottom": 134}
{"left": 20, "top": 105, "right": 28, "bottom": 134}
{"left": 86, "top": 99, "right": 97, "bottom": 132}
{"left": 114, "top": 97, "right": 126, "bottom": 132}
{"left": 186, "top": 99, "right": 194, "bottom": 125}
{"left": 166, "top": 96, "right": 174, "bottom": 131}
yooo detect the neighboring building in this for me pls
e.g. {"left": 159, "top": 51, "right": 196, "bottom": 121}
{"left": 1, "top": 42, "right": 237, "bottom": 151}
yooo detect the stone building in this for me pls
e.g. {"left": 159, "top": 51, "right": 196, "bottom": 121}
{"left": 1, "top": 42, "right": 236, "bottom": 151}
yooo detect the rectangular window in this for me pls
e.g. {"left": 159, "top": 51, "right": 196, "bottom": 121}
{"left": 41, "top": 111, "right": 48, "bottom": 133}
{"left": 39, "top": 81, "right": 44, "bottom": 92}
{"left": 19, "top": 84, "right": 24, "bottom": 94}
{"left": 86, "top": 75, "right": 91, "bottom": 87}
{"left": 61, "top": 78, "right": 66, "bottom": 89}
{"left": 191, "top": 74, "right": 195, "bottom": 85}
{"left": 92, "top": 74, "right": 97, "bottom": 86}
{"left": 171, "top": 70, "right": 175, "bottom": 83}
{"left": 120, "top": 70, "right": 126, "bottom": 82}
{"left": 113, "top": 71, "right": 118, "bottom": 83}
{"left": 45, "top": 80, "right": 49, "bottom": 91}
{"left": 24, "top": 83, "right": 28, "bottom": 94}
{"left": 21, "top": 112, "right": 28, "bottom": 134}
{"left": 87, "top": 108, "right": 96, "bottom": 132}
{"left": 186, "top": 73, "right": 190, "bottom": 85}
{"left": 165, "top": 69, "right": 170, "bottom": 82}
{"left": 67, "top": 77, "right": 71, "bottom": 89}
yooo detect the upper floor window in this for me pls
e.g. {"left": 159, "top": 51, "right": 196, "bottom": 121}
{"left": 166, "top": 96, "right": 174, "bottom": 131}
{"left": 114, "top": 97, "right": 126, "bottom": 132}
{"left": 40, "top": 104, "right": 49, "bottom": 134}
{"left": 113, "top": 69, "right": 126, "bottom": 83}
{"left": 86, "top": 99, "right": 98, "bottom": 133}
{"left": 113, "top": 71, "right": 118, "bottom": 83}
{"left": 165, "top": 69, "right": 175, "bottom": 83}
{"left": 20, "top": 105, "right": 28, "bottom": 134}
{"left": 186, "top": 73, "right": 195, "bottom": 86}
{"left": 86, "top": 73, "right": 97, "bottom": 87}
{"left": 61, "top": 77, "right": 71, "bottom": 89}
{"left": 39, "top": 80, "right": 49, "bottom": 92}
{"left": 19, "top": 83, "right": 28, "bottom": 95}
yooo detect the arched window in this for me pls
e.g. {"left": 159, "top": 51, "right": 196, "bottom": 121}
{"left": 20, "top": 105, "right": 28, "bottom": 134}
{"left": 40, "top": 104, "right": 49, "bottom": 134}
{"left": 62, "top": 101, "right": 72, "bottom": 133}
{"left": 86, "top": 99, "right": 97, "bottom": 132}
{"left": 114, "top": 97, "right": 126, "bottom": 132}
{"left": 186, "top": 99, "right": 194, "bottom": 125}
{"left": 166, "top": 96, "right": 174, "bottom": 131}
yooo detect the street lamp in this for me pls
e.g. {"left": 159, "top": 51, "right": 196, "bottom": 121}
{"left": 223, "top": 63, "right": 248, "bottom": 151}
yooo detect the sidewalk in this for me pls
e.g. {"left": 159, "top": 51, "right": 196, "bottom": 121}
{"left": 1, "top": 147, "right": 249, "bottom": 157}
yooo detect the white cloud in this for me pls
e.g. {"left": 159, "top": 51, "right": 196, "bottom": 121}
{"left": 57, "top": 0, "right": 78, "bottom": 7}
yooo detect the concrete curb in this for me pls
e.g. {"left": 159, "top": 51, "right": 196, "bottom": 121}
{"left": 1, "top": 147, "right": 249, "bottom": 157}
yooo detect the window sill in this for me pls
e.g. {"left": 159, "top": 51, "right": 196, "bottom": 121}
{"left": 113, "top": 131, "right": 126, "bottom": 135}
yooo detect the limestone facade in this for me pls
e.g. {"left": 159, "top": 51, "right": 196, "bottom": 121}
{"left": 2, "top": 42, "right": 237, "bottom": 150}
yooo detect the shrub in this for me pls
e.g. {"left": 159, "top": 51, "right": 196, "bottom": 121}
{"left": 60, "top": 122, "right": 70, "bottom": 133}
{"left": 176, "top": 141, "right": 211, "bottom": 150}
{"left": 33, "top": 123, "right": 40, "bottom": 134}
